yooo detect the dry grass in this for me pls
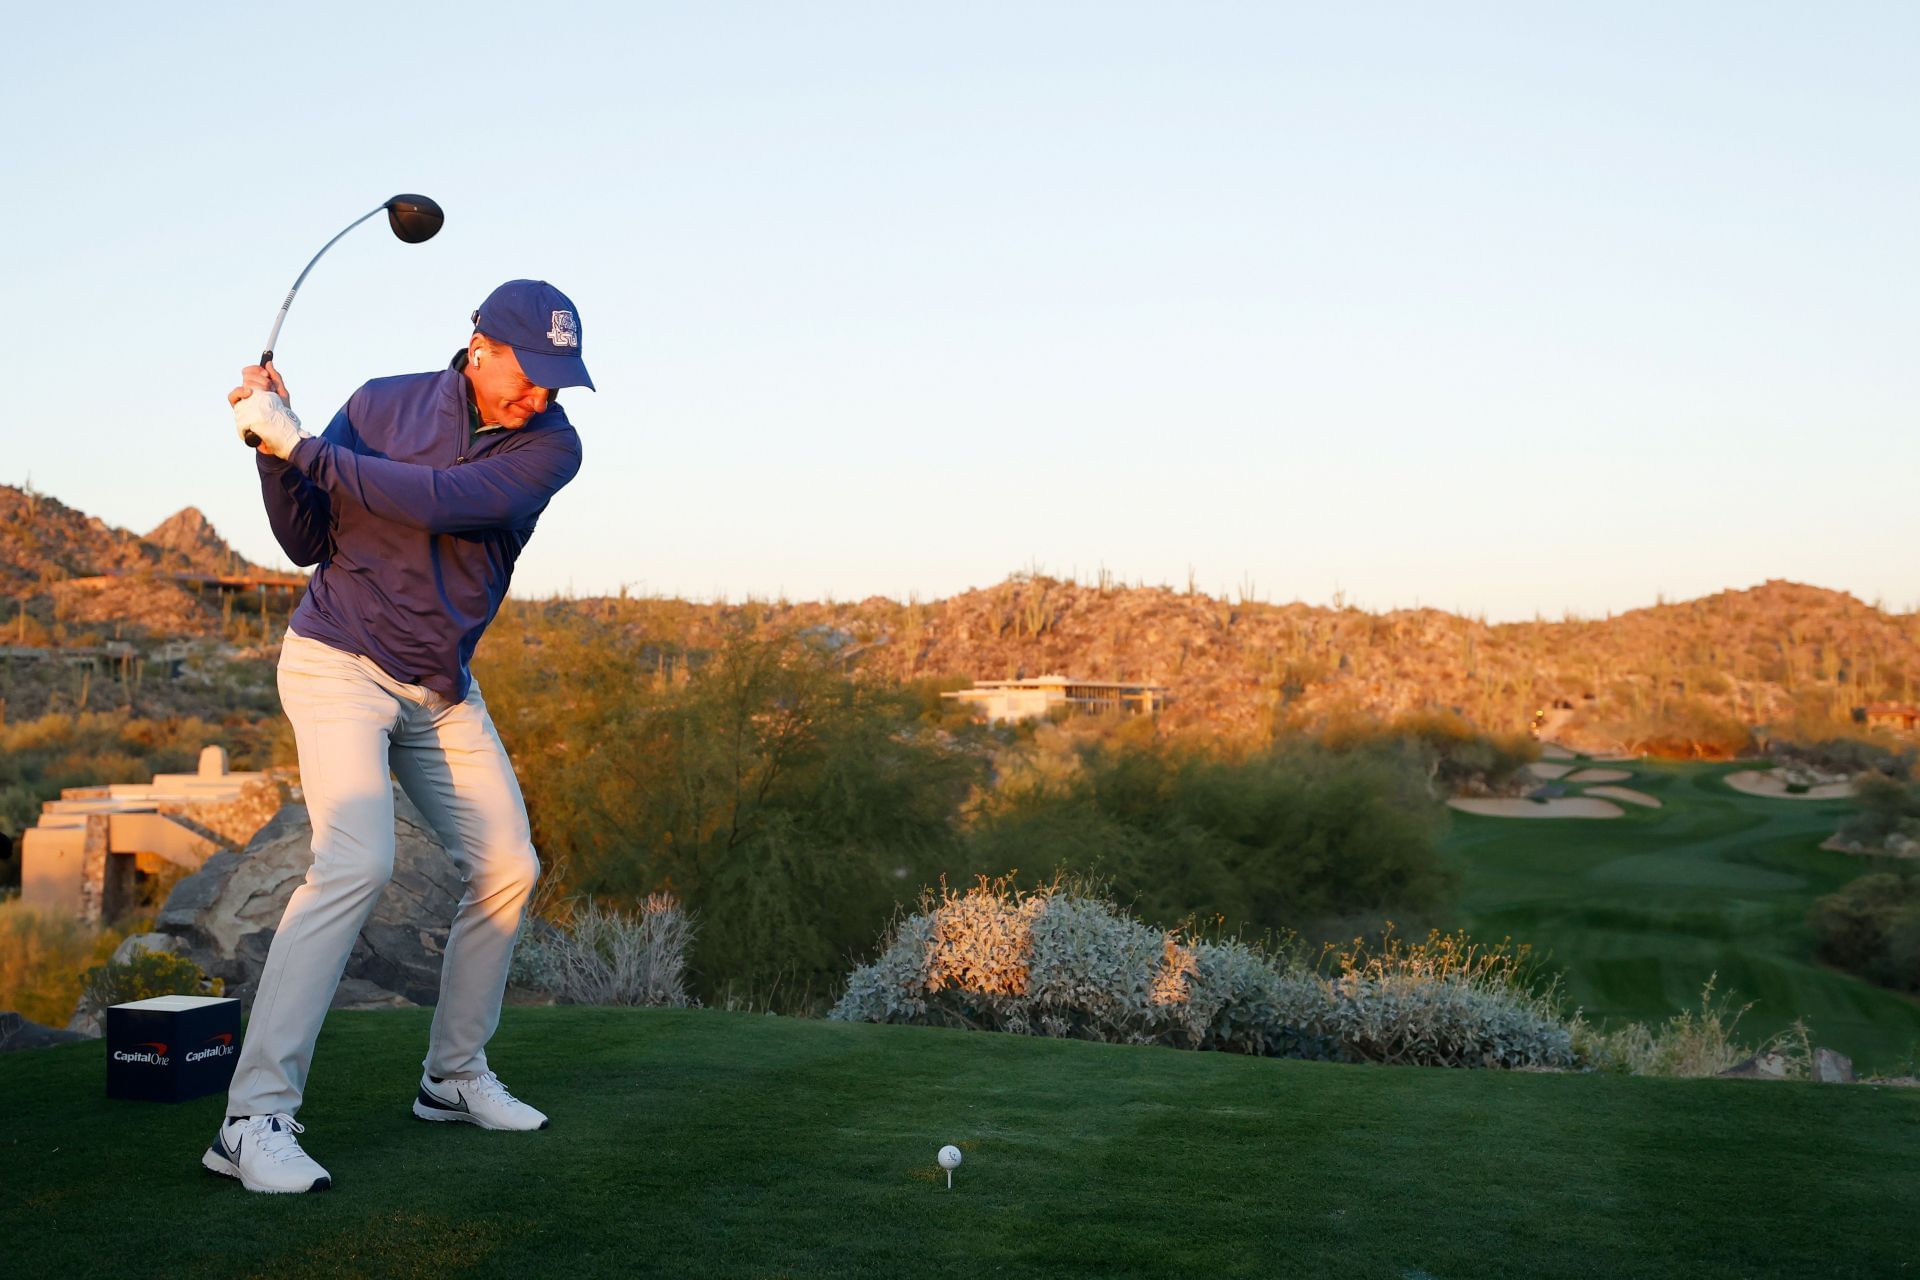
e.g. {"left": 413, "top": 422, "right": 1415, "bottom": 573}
{"left": 1574, "top": 976, "right": 1813, "bottom": 1078}
{"left": 0, "top": 899, "right": 132, "bottom": 1027}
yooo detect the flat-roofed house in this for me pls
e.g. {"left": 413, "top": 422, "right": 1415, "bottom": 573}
{"left": 20, "top": 746, "right": 279, "bottom": 923}
{"left": 941, "top": 675, "right": 1168, "bottom": 723}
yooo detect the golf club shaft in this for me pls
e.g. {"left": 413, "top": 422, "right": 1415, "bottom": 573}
{"left": 244, "top": 204, "right": 386, "bottom": 448}
{"left": 261, "top": 204, "right": 386, "bottom": 360}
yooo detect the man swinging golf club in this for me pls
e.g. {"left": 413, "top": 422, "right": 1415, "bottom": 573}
{"left": 203, "top": 280, "right": 591, "bottom": 1193}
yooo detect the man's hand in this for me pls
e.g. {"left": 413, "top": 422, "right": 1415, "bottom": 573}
{"left": 230, "top": 362, "right": 307, "bottom": 459}
{"left": 233, "top": 386, "right": 308, "bottom": 461}
{"left": 228, "top": 361, "right": 290, "bottom": 409}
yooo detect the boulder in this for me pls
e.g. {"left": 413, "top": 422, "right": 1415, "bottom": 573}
{"left": 154, "top": 790, "right": 464, "bottom": 1008}
{"left": 1720, "top": 1051, "right": 1791, "bottom": 1080}
{"left": 0, "top": 1011, "right": 92, "bottom": 1052}
{"left": 109, "top": 932, "right": 189, "bottom": 966}
{"left": 1813, "top": 1047, "right": 1856, "bottom": 1084}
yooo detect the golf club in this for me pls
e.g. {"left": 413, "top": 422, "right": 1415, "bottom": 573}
{"left": 241, "top": 194, "right": 444, "bottom": 446}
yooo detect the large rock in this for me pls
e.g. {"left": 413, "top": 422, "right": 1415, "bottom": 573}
{"left": 0, "top": 1011, "right": 92, "bottom": 1052}
{"left": 1813, "top": 1047, "right": 1856, "bottom": 1084}
{"left": 110, "top": 932, "right": 189, "bottom": 966}
{"left": 1720, "top": 1051, "right": 1792, "bottom": 1080}
{"left": 155, "top": 791, "right": 464, "bottom": 1008}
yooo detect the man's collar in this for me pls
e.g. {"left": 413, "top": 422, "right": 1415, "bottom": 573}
{"left": 448, "top": 350, "right": 507, "bottom": 436}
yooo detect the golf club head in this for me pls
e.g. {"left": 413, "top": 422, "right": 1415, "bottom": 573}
{"left": 384, "top": 194, "right": 444, "bottom": 244}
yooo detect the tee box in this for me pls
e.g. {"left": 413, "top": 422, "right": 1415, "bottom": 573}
{"left": 106, "top": 995, "right": 241, "bottom": 1102}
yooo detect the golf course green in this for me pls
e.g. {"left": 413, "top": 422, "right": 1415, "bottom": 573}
{"left": 1440, "top": 758, "right": 1920, "bottom": 1073}
{"left": 3, "top": 1008, "right": 1915, "bottom": 1278}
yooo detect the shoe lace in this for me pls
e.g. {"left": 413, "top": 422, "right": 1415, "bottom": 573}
{"left": 250, "top": 1113, "right": 310, "bottom": 1164}
{"left": 468, "top": 1071, "right": 519, "bottom": 1106}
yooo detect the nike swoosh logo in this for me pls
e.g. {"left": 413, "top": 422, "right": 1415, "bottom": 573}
{"left": 417, "top": 1085, "right": 469, "bottom": 1113}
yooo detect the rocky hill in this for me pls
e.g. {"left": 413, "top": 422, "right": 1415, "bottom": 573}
{"left": 524, "top": 576, "right": 1920, "bottom": 753}
{"left": 0, "top": 484, "right": 286, "bottom": 642}
{"left": 142, "top": 507, "right": 259, "bottom": 577}
{"left": 0, "top": 484, "right": 271, "bottom": 590}
{"left": 6, "top": 482, "right": 1915, "bottom": 755}
{"left": 0, "top": 484, "right": 293, "bottom": 719}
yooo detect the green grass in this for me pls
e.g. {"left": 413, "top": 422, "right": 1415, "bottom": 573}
{"left": 2, "top": 1007, "right": 1915, "bottom": 1278}
{"left": 1440, "top": 759, "right": 1920, "bottom": 1072}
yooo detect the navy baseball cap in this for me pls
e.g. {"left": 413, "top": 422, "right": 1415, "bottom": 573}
{"left": 472, "top": 280, "right": 596, "bottom": 391}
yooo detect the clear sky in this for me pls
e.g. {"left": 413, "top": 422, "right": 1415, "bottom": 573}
{"left": 3, "top": 2, "right": 1915, "bottom": 621}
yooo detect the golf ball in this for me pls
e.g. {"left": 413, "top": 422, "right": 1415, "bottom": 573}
{"left": 938, "top": 1145, "right": 963, "bottom": 1170}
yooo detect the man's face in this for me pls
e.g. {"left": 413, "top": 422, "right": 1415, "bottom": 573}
{"left": 468, "top": 338, "right": 553, "bottom": 429}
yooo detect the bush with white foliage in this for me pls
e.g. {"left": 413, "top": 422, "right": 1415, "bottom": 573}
{"left": 510, "top": 893, "right": 696, "bottom": 1008}
{"left": 832, "top": 880, "right": 1577, "bottom": 1070}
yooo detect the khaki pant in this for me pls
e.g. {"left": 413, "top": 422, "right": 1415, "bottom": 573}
{"left": 224, "top": 630, "right": 538, "bottom": 1118}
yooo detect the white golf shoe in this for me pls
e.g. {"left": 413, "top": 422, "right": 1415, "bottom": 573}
{"left": 412, "top": 1070, "right": 550, "bottom": 1131}
{"left": 201, "top": 1113, "right": 332, "bottom": 1193}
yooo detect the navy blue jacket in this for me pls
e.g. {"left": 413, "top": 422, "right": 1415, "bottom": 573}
{"left": 257, "top": 366, "right": 582, "bottom": 702}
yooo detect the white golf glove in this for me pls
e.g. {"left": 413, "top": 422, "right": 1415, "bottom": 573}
{"left": 234, "top": 390, "right": 309, "bottom": 460}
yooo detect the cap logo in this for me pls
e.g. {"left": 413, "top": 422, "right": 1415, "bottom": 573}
{"left": 547, "top": 310, "right": 579, "bottom": 349}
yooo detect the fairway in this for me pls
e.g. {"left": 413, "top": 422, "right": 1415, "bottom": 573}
{"left": 3, "top": 1008, "right": 1916, "bottom": 1278}
{"left": 1440, "top": 759, "right": 1920, "bottom": 1072}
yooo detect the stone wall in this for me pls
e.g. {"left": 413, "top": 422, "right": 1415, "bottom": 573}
{"left": 158, "top": 774, "right": 289, "bottom": 851}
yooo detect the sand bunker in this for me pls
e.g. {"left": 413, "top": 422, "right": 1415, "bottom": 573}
{"left": 1448, "top": 797, "right": 1625, "bottom": 819}
{"left": 1538, "top": 743, "right": 1576, "bottom": 761}
{"left": 1583, "top": 785, "right": 1661, "bottom": 809}
{"left": 1526, "top": 762, "right": 1574, "bottom": 780}
{"left": 1566, "top": 768, "right": 1632, "bottom": 784}
{"left": 1723, "top": 770, "right": 1853, "bottom": 801}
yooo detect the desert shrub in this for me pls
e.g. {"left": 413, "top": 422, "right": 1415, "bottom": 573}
{"left": 1834, "top": 775, "right": 1920, "bottom": 853}
{"left": 1322, "top": 709, "right": 1537, "bottom": 798}
{"left": 1575, "top": 978, "right": 1811, "bottom": 1078}
{"left": 510, "top": 894, "right": 695, "bottom": 1007}
{"left": 832, "top": 878, "right": 1334, "bottom": 1057}
{"left": 1623, "top": 699, "right": 1756, "bottom": 759}
{"left": 1808, "top": 873, "right": 1920, "bottom": 992}
{"left": 833, "top": 880, "right": 1575, "bottom": 1069}
{"left": 1317, "top": 927, "right": 1575, "bottom": 1069}
{"left": 75, "top": 944, "right": 221, "bottom": 1020}
{"left": 1567, "top": 698, "right": 1754, "bottom": 760}
{"left": 967, "top": 739, "right": 1455, "bottom": 937}
{"left": 0, "top": 900, "right": 132, "bottom": 1026}
{"left": 1885, "top": 914, "right": 1920, "bottom": 996}
{"left": 1769, "top": 736, "right": 1915, "bottom": 782}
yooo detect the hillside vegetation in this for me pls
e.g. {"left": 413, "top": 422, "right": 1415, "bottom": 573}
{"left": 488, "top": 575, "right": 1920, "bottom": 755}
